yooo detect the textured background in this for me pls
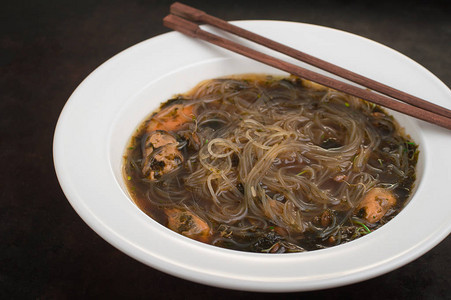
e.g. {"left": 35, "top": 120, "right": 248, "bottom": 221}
{"left": 1, "top": 0, "right": 450, "bottom": 298}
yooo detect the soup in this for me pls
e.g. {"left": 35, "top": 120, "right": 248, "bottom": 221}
{"left": 123, "top": 75, "right": 418, "bottom": 253}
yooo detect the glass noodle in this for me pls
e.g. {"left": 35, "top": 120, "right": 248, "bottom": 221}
{"left": 123, "top": 75, "right": 418, "bottom": 253}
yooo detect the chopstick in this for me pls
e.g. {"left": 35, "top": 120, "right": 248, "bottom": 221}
{"left": 170, "top": 2, "right": 451, "bottom": 120}
{"left": 163, "top": 5, "right": 451, "bottom": 130}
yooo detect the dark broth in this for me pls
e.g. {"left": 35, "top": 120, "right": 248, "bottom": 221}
{"left": 123, "top": 75, "right": 418, "bottom": 253}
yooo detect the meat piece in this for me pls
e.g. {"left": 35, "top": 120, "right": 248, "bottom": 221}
{"left": 147, "top": 145, "right": 183, "bottom": 180}
{"left": 145, "top": 130, "right": 177, "bottom": 149}
{"left": 141, "top": 131, "right": 183, "bottom": 180}
{"left": 355, "top": 188, "right": 396, "bottom": 223}
{"left": 147, "top": 104, "right": 194, "bottom": 132}
{"left": 165, "top": 208, "right": 210, "bottom": 242}
{"left": 142, "top": 130, "right": 177, "bottom": 163}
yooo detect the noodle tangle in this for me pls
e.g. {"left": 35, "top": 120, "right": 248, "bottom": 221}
{"left": 123, "top": 75, "right": 418, "bottom": 252}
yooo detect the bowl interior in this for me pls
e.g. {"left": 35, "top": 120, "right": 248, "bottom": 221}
{"left": 108, "top": 56, "right": 426, "bottom": 242}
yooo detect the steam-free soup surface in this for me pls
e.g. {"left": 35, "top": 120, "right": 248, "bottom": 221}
{"left": 123, "top": 75, "right": 418, "bottom": 253}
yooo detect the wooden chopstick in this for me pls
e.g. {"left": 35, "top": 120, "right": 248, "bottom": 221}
{"left": 170, "top": 2, "right": 451, "bottom": 120}
{"left": 163, "top": 12, "right": 451, "bottom": 130}
{"left": 170, "top": 3, "right": 451, "bottom": 121}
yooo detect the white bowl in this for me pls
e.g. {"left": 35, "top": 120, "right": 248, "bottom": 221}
{"left": 53, "top": 20, "right": 451, "bottom": 292}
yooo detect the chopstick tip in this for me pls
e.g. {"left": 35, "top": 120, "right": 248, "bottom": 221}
{"left": 163, "top": 14, "right": 200, "bottom": 38}
{"left": 170, "top": 2, "right": 205, "bottom": 21}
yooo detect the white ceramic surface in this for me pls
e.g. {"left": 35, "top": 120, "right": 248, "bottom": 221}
{"left": 53, "top": 21, "right": 451, "bottom": 292}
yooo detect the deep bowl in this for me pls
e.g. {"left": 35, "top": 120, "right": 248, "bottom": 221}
{"left": 53, "top": 20, "right": 451, "bottom": 292}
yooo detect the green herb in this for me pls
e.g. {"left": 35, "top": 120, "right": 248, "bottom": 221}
{"left": 378, "top": 158, "right": 383, "bottom": 166}
{"left": 352, "top": 219, "right": 371, "bottom": 233}
{"left": 297, "top": 170, "right": 307, "bottom": 176}
{"left": 205, "top": 139, "right": 209, "bottom": 144}
{"left": 128, "top": 146, "right": 134, "bottom": 150}
{"left": 344, "top": 102, "right": 350, "bottom": 107}
{"left": 127, "top": 176, "right": 132, "bottom": 181}
{"left": 268, "top": 226, "right": 275, "bottom": 230}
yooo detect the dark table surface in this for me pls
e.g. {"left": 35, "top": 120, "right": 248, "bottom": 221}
{"left": 1, "top": 0, "right": 450, "bottom": 298}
